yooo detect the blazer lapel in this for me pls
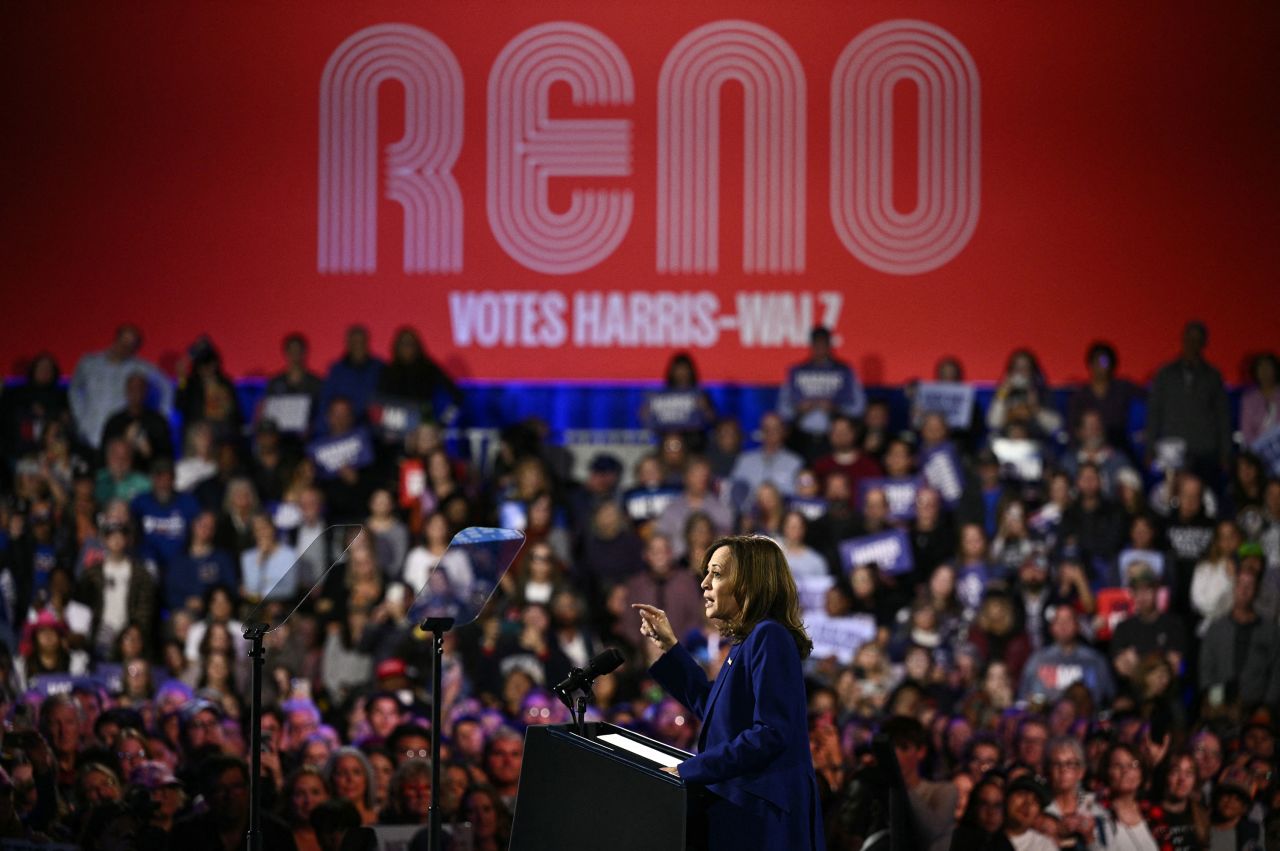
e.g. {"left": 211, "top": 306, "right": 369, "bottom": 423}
{"left": 697, "top": 646, "right": 737, "bottom": 749}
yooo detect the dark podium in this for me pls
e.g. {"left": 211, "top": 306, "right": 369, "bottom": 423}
{"left": 510, "top": 722, "right": 702, "bottom": 851}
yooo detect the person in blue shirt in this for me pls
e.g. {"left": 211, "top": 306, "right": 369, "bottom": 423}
{"left": 166, "top": 511, "right": 237, "bottom": 615}
{"left": 131, "top": 459, "right": 200, "bottom": 576}
{"left": 776, "top": 326, "right": 866, "bottom": 461}
{"left": 635, "top": 535, "right": 826, "bottom": 850}
{"left": 240, "top": 513, "right": 299, "bottom": 604}
{"left": 319, "top": 324, "right": 385, "bottom": 422}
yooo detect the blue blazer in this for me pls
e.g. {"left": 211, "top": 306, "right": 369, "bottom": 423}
{"left": 650, "top": 619, "right": 825, "bottom": 850}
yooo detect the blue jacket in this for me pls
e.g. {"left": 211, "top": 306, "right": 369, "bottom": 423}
{"left": 650, "top": 619, "right": 825, "bottom": 851}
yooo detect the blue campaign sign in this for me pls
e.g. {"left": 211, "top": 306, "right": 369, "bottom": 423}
{"left": 919, "top": 443, "right": 965, "bottom": 505}
{"left": 787, "top": 496, "right": 829, "bottom": 522}
{"left": 858, "top": 477, "right": 918, "bottom": 520}
{"left": 839, "top": 528, "right": 914, "bottom": 575}
{"left": 1252, "top": 426, "right": 1280, "bottom": 475}
{"left": 368, "top": 394, "right": 423, "bottom": 439}
{"left": 26, "top": 673, "right": 106, "bottom": 699}
{"left": 794, "top": 574, "right": 836, "bottom": 615}
{"left": 645, "top": 389, "right": 706, "bottom": 431}
{"left": 956, "top": 566, "right": 989, "bottom": 610}
{"left": 1118, "top": 548, "right": 1166, "bottom": 580}
{"left": 309, "top": 429, "right": 375, "bottom": 476}
{"left": 623, "top": 485, "right": 682, "bottom": 523}
{"left": 914, "top": 381, "right": 975, "bottom": 429}
{"left": 790, "top": 365, "right": 849, "bottom": 401}
{"left": 805, "top": 613, "right": 877, "bottom": 664}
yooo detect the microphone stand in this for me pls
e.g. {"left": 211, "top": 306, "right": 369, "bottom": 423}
{"left": 244, "top": 622, "right": 267, "bottom": 851}
{"left": 553, "top": 671, "right": 592, "bottom": 738}
{"left": 574, "top": 693, "right": 588, "bottom": 737}
{"left": 420, "top": 616, "right": 454, "bottom": 851}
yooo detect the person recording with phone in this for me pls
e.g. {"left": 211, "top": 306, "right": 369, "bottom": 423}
{"left": 633, "top": 535, "right": 825, "bottom": 850}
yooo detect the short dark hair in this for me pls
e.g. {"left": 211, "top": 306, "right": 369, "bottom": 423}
{"left": 1251, "top": 352, "right": 1279, "bottom": 385}
{"left": 387, "top": 722, "right": 431, "bottom": 754}
{"left": 964, "top": 733, "right": 1004, "bottom": 764}
{"left": 1086, "top": 340, "right": 1117, "bottom": 372}
{"left": 1015, "top": 715, "right": 1049, "bottom": 740}
{"left": 881, "top": 715, "right": 927, "bottom": 750}
{"left": 200, "top": 755, "right": 249, "bottom": 794}
{"left": 310, "top": 797, "right": 361, "bottom": 836}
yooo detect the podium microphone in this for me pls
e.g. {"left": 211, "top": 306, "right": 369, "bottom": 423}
{"left": 553, "top": 648, "right": 625, "bottom": 704}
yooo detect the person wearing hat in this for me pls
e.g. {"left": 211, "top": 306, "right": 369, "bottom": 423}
{"left": 15, "top": 610, "right": 88, "bottom": 691}
{"left": 128, "top": 759, "right": 186, "bottom": 837}
{"left": 1110, "top": 561, "right": 1187, "bottom": 686}
{"left": 1003, "top": 774, "right": 1056, "bottom": 851}
{"left": 573, "top": 450, "right": 627, "bottom": 532}
{"left": 1237, "top": 540, "right": 1279, "bottom": 624}
{"left": 1208, "top": 769, "right": 1262, "bottom": 851}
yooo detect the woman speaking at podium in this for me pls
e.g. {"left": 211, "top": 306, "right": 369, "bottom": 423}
{"left": 634, "top": 535, "right": 826, "bottom": 850}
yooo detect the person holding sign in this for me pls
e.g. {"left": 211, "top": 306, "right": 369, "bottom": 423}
{"left": 634, "top": 536, "right": 825, "bottom": 850}
{"left": 643, "top": 352, "right": 717, "bottom": 451}
{"left": 777, "top": 326, "right": 865, "bottom": 461}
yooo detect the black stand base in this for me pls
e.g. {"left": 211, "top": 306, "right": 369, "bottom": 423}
{"left": 421, "top": 616, "right": 454, "bottom": 851}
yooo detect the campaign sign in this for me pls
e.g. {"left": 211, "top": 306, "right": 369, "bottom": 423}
{"left": 1252, "top": 425, "right": 1280, "bottom": 476}
{"left": 790, "top": 365, "right": 848, "bottom": 401}
{"left": 1118, "top": 549, "right": 1166, "bottom": 581}
{"left": 93, "top": 663, "right": 124, "bottom": 695}
{"left": 399, "top": 459, "right": 426, "bottom": 508}
{"left": 787, "top": 496, "right": 829, "bottom": 523}
{"left": 646, "top": 389, "right": 706, "bottom": 431}
{"left": 806, "top": 613, "right": 877, "bottom": 664}
{"left": 309, "top": 430, "right": 375, "bottom": 476}
{"left": 271, "top": 500, "right": 303, "bottom": 531}
{"left": 795, "top": 574, "right": 836, "bottom": 615}
{"left": 498, "top": 499, "right": 529, "bottom": 531}
{"left": 623, "top": 486, "right": 682, "bottom": 523}
{"left": 1095, "top": 586, "right": 1172, "bottom": 640}
{"left": 839, "top": 529, "right": 913, "bottom": 576}
{"left": 368, "top": 395, "right": 423, "bottom": 439}
{"left": 914, "top": 382, "right": 975, "bottom": 429}
{"left": 956, "top": 566, "right": 989, "bottom": 610}
{"left": 1152, "top": 437, "right": 1187, "bottom": 473}
{"left": 859, "top": 477, "right": 918, "bottom": 520}
{"left": 260, "top": 393, "right": 312, "bottom": 433}
{"left": 920, "top": 443, "right": 965, "bottom": 506}
{"left": 991, "top": 438, "right": 1043, "bottom": 482}
{"left": 26, "top": 673, "right": 103, "bottom": 699}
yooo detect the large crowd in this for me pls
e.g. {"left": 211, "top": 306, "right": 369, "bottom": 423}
{"left": 0, "top": 319, "right": 1277, "bottom": 851}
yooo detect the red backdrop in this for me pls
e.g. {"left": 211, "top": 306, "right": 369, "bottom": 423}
{"left": 2, "top": 2, "right": 1278, "bottom": 385}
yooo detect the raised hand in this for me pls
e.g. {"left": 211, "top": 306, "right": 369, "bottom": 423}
{"left": 632, "top": 603, "right": 678, "bottom": 652}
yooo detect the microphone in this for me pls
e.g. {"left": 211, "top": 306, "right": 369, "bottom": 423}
{"left": 552, "top": 648, "right": 625, "bottom": 702}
